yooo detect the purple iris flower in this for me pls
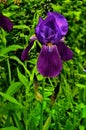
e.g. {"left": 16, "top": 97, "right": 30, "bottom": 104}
{"left": 21, "top": 12, "right": 73, "bottom": 77}
{"left": 0, "top": 13, "right": 13, "bottom": 32}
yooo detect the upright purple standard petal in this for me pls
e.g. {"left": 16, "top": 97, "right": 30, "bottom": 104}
{"left": 0, "top": 14, "right": 13, "bottom": 32}
{"left": 37, "top": 45, "right": 62, "bottom": 77}
{"left": 35, "top": 15, "right": 61, "bottom": 44}
{"left": 57, "top": 42, "right": 73, "bottom": 61}
{"left": 48, "top": 12, "right": 68, "bottom": 36}
{"left": 35, "top": 17, "right": 44, "bottom": 43}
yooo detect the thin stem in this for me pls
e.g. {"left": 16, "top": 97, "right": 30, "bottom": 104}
{"left": 25, "top": 61, "right": 27, "bottom": 77}
{"left": 40, "top": 78, "right": 45, "bottom": 130}
{"left": 24, "top": 61, "right": 29, "bottom": 130}
{"left": 7, "top": 58, "right": 11, "bottom": 85}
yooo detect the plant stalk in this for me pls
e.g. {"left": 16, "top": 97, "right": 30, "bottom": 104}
{"left": 7, "top": 58, "right": 11, "bottom": 85}
{"left": 40, "top": 78, "right": 45, "bottom": 130}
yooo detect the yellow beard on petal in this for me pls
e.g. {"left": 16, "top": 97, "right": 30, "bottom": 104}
{"left": 47, "top": 43, "right": 53, "bottom": 52}
{"left": 47, "top": 43, "right": 53, "bottom": 47}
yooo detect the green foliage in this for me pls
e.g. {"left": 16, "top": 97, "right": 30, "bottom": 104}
{"left": 0, "top": 126, "right": 19, "bottom": 130}
{"left": 0, "top": 0, "right": 86, "bottom": 130}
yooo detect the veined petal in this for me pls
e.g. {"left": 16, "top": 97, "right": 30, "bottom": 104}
{"left": 0, "top": 14, "right": 13, "bottom": 32}
{"left": 57, "top": 42, "right": 73, "bottom": 61}
{"left": 37, "top": 45, "right": 62, "bottom": 77}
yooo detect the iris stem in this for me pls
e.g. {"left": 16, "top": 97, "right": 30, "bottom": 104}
{"left": 25, "top": 61, "right": 28, "bottom": 77}
{"left": 24, "top": 61, "right": 30, "bottom": 130}
{"left": 40, "top": 78, "right": 45, "bottom": 130}
{"left": 7, "top": 58, "right": 11, "bottom": 85}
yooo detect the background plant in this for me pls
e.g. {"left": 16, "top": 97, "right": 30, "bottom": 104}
{"left": 0, "top": 0, "right": 86, "bottom": 130}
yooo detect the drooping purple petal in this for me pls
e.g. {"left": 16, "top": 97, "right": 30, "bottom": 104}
{"left": 21, "top": 41, "right": 34, "bottom": 61}
{"left": 21, "top": 44, "right": 31, "bottom": 61}
{"left": 21, "top": 36, "right": 37, "bottom": 61}
{"left": 37, "top": 45, "right": 62, "bottom": 77}
{"left": 0, "top": 14, "right": 13, "bottom": 32}
{"left": 47, "top": 12, "right": 68, "bottom": 36}
{"left": 57, "top": 41, "right": 73, "bottom": 61}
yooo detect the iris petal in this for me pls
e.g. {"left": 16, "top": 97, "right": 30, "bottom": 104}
{"left": 0, "top": 14, "right": 13, "bottom": 32}
{"left": 21, "top": 40, "right": 34, "bottom": 61}
{"left": 57, "top": 42, "right": 73, "bottom": 61}
{"left": 37, "top": 45, "right": 62, "bottom": 77}
{"left": 35, "top": 17, "right": 44, "bottom": 43}
{"left": 40, "top": 25, "right": 55, "bottom": 44}
{"left": 21, "top": 35, "right": 37, "bottom": 61}
{"left": 48, "top": 12, "right": 68, "bottom": 36}
{"left": 35, "top": 15, "right": 61, "bottom": 44}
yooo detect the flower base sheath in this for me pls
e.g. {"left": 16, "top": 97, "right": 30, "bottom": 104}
{"left": 21, "top": 12, "right": 73, "bottom": 78}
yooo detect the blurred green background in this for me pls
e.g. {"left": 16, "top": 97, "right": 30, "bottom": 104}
{"left": 0, "top": 0, "right": 86, "bottom": 130}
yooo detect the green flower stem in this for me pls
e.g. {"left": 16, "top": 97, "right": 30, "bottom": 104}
{"left": 43, "top": 115, "right": 51, "bottom": 130}
{"left": 40, "top": 78, "right": 45, "bottom": 130}
{"left": 25, "top": 61, "right": 28, "bottom": 77}
{"left": 24, "top": 61, "right": 30, "bottom": 130}
{"left": 7, "top": 58, "right": 11, "bottom": 85}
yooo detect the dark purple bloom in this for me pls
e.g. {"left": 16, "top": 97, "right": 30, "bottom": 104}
{"left": 21, "top": 12, "right": 73, "bottom": 77}
{"left": 0, "top": 13, "right": 13, "bottom": 32}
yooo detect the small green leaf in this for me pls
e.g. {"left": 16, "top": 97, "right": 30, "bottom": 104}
{"left": 0, "top": 45, "right": 23, "bottom": 55}
{"left": 17, "top": 68, "right": 30, "bottom": 88}
{"left": 76, "top": 84, "right": 86, "bottom": 88}
{"left": 37, "top": 74, "right": 43, "bottom": 81}
{"left": 79, "top": 125, "right": 85, "bottom": 130}
{"left": 79, "top": 88, "right": 86, "bottom": 104}
{"left": 77, "top": 74, "right": 86, "bottom": 78}
{"left": 0, "top": 103, "right": 23, "bottom": 114}
{"left": 65, "top": 120, "right": 74, "bottom": 130}
{"left": 6, "top": 82, "right": 22, "bottom": 96}
{"left": 14, "top": 25, "right": 30, "bottom": 31}
{"left": 51, "top": 4, "right": 62, "bottom": 12}
{"left": 30, "top": 66, "right": 37, "bottom": 81}
{"left": 0, "top": 92, "right": 23, "bottom": 108}
{"left": 12, "top": 113, "right": 23, "bottom": 130}
{"left": 82, "top": 106, "right": 86, "bottom": 118}
{"left": 43, "top": 115, "right": 51, "bottom": 130}
{"left": 10, "top": 56, "right": 30, "bottom": 76}
{"left": 0, "top": 126, "right": 19, "bottom": 130}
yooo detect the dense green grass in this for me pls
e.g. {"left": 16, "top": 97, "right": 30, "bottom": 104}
{"left": 0, "top": 0, "right": 86, "bottom": 130}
